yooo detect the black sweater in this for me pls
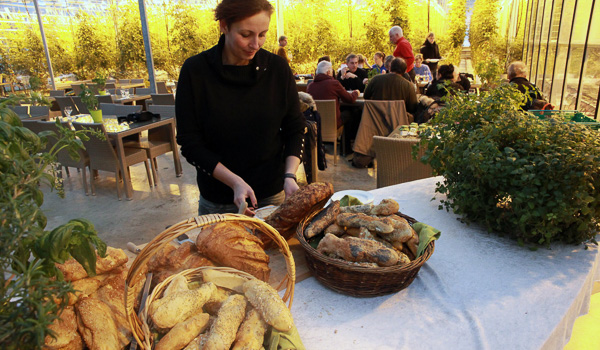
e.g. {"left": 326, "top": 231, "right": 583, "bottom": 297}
{"left": 175, "top": 35, "right": 305, "bottom": 204}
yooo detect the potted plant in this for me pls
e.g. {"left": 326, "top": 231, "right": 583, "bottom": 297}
{"left": 79, "top": 85, "right": 102, "bottom": 122}
{"left": 0, "top": 103, "right": 106, "bottom": 348}
{"left": 91, "top": 72, "right": 107, "bottom": 95}
{"left": 417, "top": 83, "right": 600, "bottom": 247}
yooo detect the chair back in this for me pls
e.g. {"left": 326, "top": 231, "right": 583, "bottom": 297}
{"left": 130, "top": 79, "right": 144, "bottom": 84}
{"left": 372, "top": 136, "right": 433, "bottom": 188}
{"left": 49, "top": 90, "right": 65, "bottom": 97}
{"left": 29, "top": 106, "right": 50, "bottom": 118}
{"left": 21, "top": 120, "right": 52, "bottom": 152}
{"left": 148, "top": 105, "right": 175, "bottom": 119}
{"left": 71, "top": 96, "right": 89, "bottom": 114}
{"left": 315, "top": 100, "right": 337, "bottom": 143}
{"left": 118, "top": 79, "right": 130, "bottom": 84}
{"left": 9, "top": 105, "right": 29, "bottom": 116}
{"left": 156, "top": 81, "right": 169, "bottom": 94}
{"left": 72, "top": 122, "right": 118, "bottom": 172}
{"left": 105, "top": 82, "right": 117, "bottom": 89}
{"left": 88, "top": 83, "right": 100, "bottom": 95}
{"left": 151, "top": 93, "right": 175, "bottom": 105}
{"left": 106, "top": 79, "right": 117, "bottom": 84}
{"left": 96, "top": 94, "right": 114, "bottom": 104}
{"left": 55, "top": 97, "right": 79, "bottom": 117}
{"left": 354, "top": 100, "right": 409, "bottom": 158}
{"left": 135, "top": 87, "right": 152, "bottom": 95}
{"left": 39, "top": 121, "right": 89, "bottom": 168}
{"left": 107, "top": 88, "right": 117, "bottom": 95}
{"left": 71, "top": 84, "right": 83, "bottom": 95}
{"left": 99, "top": 103, "right": 142, "bottom": 117}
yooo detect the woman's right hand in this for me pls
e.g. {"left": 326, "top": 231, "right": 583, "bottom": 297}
{"left": 232, "top": 180, "right": 257, "bottom": 214}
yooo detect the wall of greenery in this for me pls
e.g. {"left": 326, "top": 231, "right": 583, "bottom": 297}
{"left": 0, "top": 0, "right": 462, "bottom": 81}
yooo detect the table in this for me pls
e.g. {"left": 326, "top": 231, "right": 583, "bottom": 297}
{"left": 107, "top": 117, "right": 182, "bottom": 200}
{"left": 291, "top": 177, "right": 600, "bottom": 350}
{"left": 113, "top": 94, "right": 151, "bottom": 107}
{"left": 119, "top": 82, "right": 146, "bottom": 90}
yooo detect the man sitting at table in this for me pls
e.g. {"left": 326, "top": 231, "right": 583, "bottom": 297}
{"left": 507, "top": 61, "right": 546, "bottom": 110}
{"left": 363, "top": 57, "right": 417, "bottom": 113}
{"left": 308, "top": 60, "right": 360, "bottom": 153}
{"left": 336, "top": 54, "right": 369, "bottom": 93}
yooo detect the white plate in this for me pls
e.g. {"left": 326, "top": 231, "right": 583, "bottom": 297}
{"left": 328, "top": 190, "right": 374, "bottom": 206}
{"left": 254, "top": 205, "right": 277, "bottom": 221}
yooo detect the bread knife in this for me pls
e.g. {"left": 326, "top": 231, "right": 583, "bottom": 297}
{"left": 175, "top": 234, "right": 194, "bottom": 245}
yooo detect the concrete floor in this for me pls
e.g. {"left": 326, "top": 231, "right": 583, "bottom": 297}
{"left": 41, "top": 144, "right": 377, "bottom": 249}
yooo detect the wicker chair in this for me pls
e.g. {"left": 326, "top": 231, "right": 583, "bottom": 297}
{"left": 315, "top": 99, "right": 343, "bottom": 165}
{"left": 99, "top": 103, "right": 142, "bottom": 117}
{"left": 372, "top": 136, "right": 433, "bottom": 188}
{"left": 135, "top": 87, "right": 152, "bottom": 95}
{"left": 131, "top": 79, "right": 145, "bottom": 84}
{"left": 71, "top": 84, "right": 83, "bottom": 95}
{"left": 105, "top": 82, "right": 117, "bottom": 90}
{"left": 29, "top": 106, "right": 50, "bottom": 119}
{"left": 55, "top": 97, "right": 79, "bottom": 117}
{"left": 156, "top": 81, "right": 169, "bottom": 94}
{"left": 49, "top": 90, "right": 65, "bottom": 97}
{"left": 118, "top": 79, "right": 130, "bottom": 85}
{"left": 71, "top": 96, "right": 89, "bottom": 114}
{"left": 151, "top": 93, "right": 175, "bottom": 106}
{"left": 72, "top": 121, "right": 153, "bottom": 200}
{"left": 148, "top": 105, "right": 175, "bottom": 119}
{"left": 96, "top": 94, "right": 114, "bottom": 104}
{"left": 9, "top": 105, "right": 28, "bottom": 117}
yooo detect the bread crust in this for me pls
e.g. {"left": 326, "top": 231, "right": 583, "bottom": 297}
{"left": 203, "top": 294, "right": 248, "bottom": 350}
{"left": 75, "top": 297, "right": 120, "bottom": 350}
{"left": 155, "top": 313, "right": 210, "bottom": 350}
{"left": 304, "top": 201, "right": 340, "bottom": 239}
{"left": 44, "top": 306, "right": 81, "bottom": 349}
{"left": 243, "top": 279, "right": 293, "bottom": 332}
{"left": 317, "top": 233, "right": 400, "bottom": 267}
{"left": 56, "top": 247, "right": 128, "bottom": 282}
{"left": 232, "top": 308, "right": 268, "bottom": 350}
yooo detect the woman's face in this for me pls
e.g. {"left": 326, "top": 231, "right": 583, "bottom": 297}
{"left": 428, "top": 34, "right": 435, "bottom": 44}
{"left": 220, "top": 11, "right": 271, "bottom": 65}
{"left": 415, "top": 57, "right": 422, "bottom": 67}
{"left": 374, "top": 55, "right": 382, "bottom": 65}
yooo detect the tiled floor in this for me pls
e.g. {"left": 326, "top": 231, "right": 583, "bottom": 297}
{"left": 41, "top": 144, "right": 376, "bottom": 249}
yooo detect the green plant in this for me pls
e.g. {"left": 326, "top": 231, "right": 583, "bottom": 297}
{"left": 79, "top": 85, "right": 99, "bottom": 111}
{"left": 475, "top": 58, "right": 504, "bottom": 90}
{"left": 91, "top": 71, "right": 107, "bottom": 90}
{"left": 3, "top": 92, "right": 51, "bottom": 107}
{"left": 28, "top": 75, "right": 44, "bottom": 91}
{"left": 417, "top": 84, "right": 600, "bottom": 246}
{"left": 0, "top": 103, "right": 106, "bottom": 348}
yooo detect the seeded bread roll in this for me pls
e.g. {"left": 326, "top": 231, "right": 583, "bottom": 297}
{"left": 155, "top": 313, "right": 210, "bottom": 350}
{"left": 232, "top": 308, "right": 268, "bottom": 350}
{"left": 243, "top": 279, "right": 293, "bottom": 332}
{"left": 265, "top": 182, "right": 334, "bottom": 239}
{"left": 149, "top": 282, "right": 216, "bottom": 329}
{"left": 203, "top": 294, "right": 248, "bottom": 350}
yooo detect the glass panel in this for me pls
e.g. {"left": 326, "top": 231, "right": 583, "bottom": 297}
{"left": 529, "top": 0, "right": 544, "bottom": 80}
{"left": 543, "top": 0, "right": 563, "bottom": 95}
{"left": 563, "top": 0, "right": 594, "bottom": 110}
{"left": 578, "top": 0, "right": 599, "bottom": 117}
{"left": 535, "top": 0, "right": 553, "bottom": 88}
{"left": 526, "top": 0, "right": 539, "bottom": 70}
{"left": 551, "top": 0, "right": 576, "bottom": 107}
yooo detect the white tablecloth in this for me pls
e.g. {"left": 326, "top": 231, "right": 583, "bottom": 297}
{"left": 292, "top": 177, "right": 600, "bottom": 350}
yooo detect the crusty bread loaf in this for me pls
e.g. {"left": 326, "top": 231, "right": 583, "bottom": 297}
{"left": 56, "top": 247, "right": 128, "bottom": 282}
{"left": 304, "top": 201, "right": 340, "bottom": 239}
{"left": 232, "top": 307, "right": 268, "bottom": 350}
{"left": 149, "top": 282, "right": 216, "bottom": 329}
{"left": 243, "top": 279, "right": 293, "bottom": 332}
{"left": 203, "top": 294, "right": 248, "bottom": 350}
{"left": 148, "top": 242, "right": 215, "bottom": 287}
{"left": 76, "top": 297, "right": 120, "bottom": 350}
{"left": 155, "top": 313, "right": 210, "bottom": 350}
{"left": 317, "top": 233, "right": 400, "bottom": 267}
{"left": 196, "top": 222, "right": 270, "bottom": 282}
{"left": 265, "top": 182, "right": 334, "bottom": 239}
{"left": 44, "top": 306, "right": 81, "bottom": 350}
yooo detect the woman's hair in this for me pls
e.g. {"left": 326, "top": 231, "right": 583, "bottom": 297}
{"left": 427, "top": 32, "right": 435, "bottom": 39}
{"left": 374, "top": 52, "right": 384, "bottom": 60}
{"left": 357, "top": 54, "right": 365, "bottom": 64}
{"left": 438, "top": 64, "right": 455, "bottom": 80}
{"left": 215, "top": 0, "right": 274, "bottom": 27}
{"left": 415, "top": 54, "right": 423, "bottom": 60}
{"left": 384, "top": 55, "right": 394, "bottom": 71}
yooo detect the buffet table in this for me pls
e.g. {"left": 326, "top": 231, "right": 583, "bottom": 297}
{"left": 292, "top": 176, "right": 600, "bottom": 350}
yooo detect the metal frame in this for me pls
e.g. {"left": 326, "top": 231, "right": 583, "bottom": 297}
{"left": 559, "top": 0, "right": 579, "bottom": 110}
{"left": 575, "top": 0, "right": 596, "bottom": 111}
{"left": 533, "top": 0, "right": 549, "bottom": 85}
{"left": 540, "top": 0, "right": 557, "bottom": 91}
{"left": 549, "top": 0, "right": 567, "bottom": 99}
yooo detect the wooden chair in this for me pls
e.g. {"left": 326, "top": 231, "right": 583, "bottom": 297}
{"left": 315, "top": 99, "right": 343, "bottom": 165}
{"left": 156, "top": 81, "right": 169, "bottom": 94}
{"left": 372, "top": 136, "right": 433, "bottom": 188}
{"left": 148, "top": 105, "right": 175, "bottom": 118}
{"left": 151, "top": 93, "right": 175, "bottom": 105}
{"left": 99, "top": 103, "right": 142, "bottom": 116}
{"left": 135, "top": 87, "right": 152, "bottom": 95}
{"left": 72, "top": 121, "right": 153, "bottom": 200}
{"left": 96, "top": 95, "right": 114, "bottom": 104}
{"left": 49, "top": 90, "right": 65, "bottom": 97}
{"left": 55, "top": 97, "right": 79, "bottom": 117}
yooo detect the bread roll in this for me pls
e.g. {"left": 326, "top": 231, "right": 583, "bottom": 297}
{"left": 339, "top": 204, "right": 374, "bottom": 214}
{"left": 155, "top": 313, "right": 210, "bottom": 350}
{"left": 370, "top": 199, "right": 400, "bottom": 216}
{"left": 232, "top": 308, "right": 268, "bottom": 350}
{"left": 317, "top": 233, "right": 400, "bottom": 267}
{"left": 304, "top": 201, "right": 340, "bottom": 239}
{"left": 76, "top": 297, "right": 120, "bottom": 350}
{"left": 243, "top": 279, "right": 293, "bottom": 332}
{"left": 265, "top": 182, "right": 334, "bottom": 239}
{"left": 204, "top": 287, "right": 233, "bottom": 315}
{"left": 163, "top": 274, "right": 189, "bottom": 297}
{"left": 149, "top": 282, "right": 216, "bottom": 329}
{"left": 196, "top": 223, "right": 270, "bottom": 282}
{"left": 90, "top": 273, "right": 132, "bottom": 348}
{"left": 203, "top": 294, "right": 247, "bottom": 350}
{"left": 56, "top": 247, "right": 127, "bottom": 282}
{"left": 336, "top": 213, "right": 394, "bottom": 234}
{"left": 44, "top": 306, "right": 81, "bottom": 349}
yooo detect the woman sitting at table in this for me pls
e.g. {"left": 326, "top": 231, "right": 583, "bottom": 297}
{"left": 413, "top": 54, "right": 433, "bottom": 83}
{"left": 425, "top": 64, "right": 463, "bottom": 99}
{"left": 371, "top": 52, "right": 387, "bottom": 74}
{"left": 175, "top": 0, "right": 305, "bottom": 215}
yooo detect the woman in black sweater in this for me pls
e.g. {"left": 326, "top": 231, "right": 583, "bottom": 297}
{"left": 420, "top": 32, "right": 442, "bottom": 78}
{"left": 176, "top": 0, "right": 305, "bottom": 215}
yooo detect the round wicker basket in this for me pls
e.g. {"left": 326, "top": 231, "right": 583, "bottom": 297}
{"left": 125, "top": 214, "right": 296, "bottom": 349}
{"left": 295, "top": 208, "right": 435, "bottom": 297}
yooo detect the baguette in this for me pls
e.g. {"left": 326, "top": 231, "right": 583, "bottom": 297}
{"left": 243, "top": 279, "right": 293, "bottom": 332}
{"left": 203, "top": 294, "right": 248, "bottom": 350}
{"left": 317, "top": 233, "right": 400, "bottom": 267}
{"left": 149, "top": 282, "right": 216, "bottom": 329}
{"left": 336, "top": 213, "right": 394, "bottom": 234}
{"left": 232, "top": 308, "right": 268, "bottom": 350}
{"left": 155, "top": 313, "right": 210, "bottom": 350}
{"left": 304, "top": 201, "right": 340, "bottom": 239}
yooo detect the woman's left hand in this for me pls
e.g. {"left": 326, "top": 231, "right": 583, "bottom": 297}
{"left": 283, "top": 177, "right": 299, "bottom": 198}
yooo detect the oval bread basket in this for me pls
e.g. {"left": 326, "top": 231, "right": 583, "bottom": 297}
{"left": 125, "top": 214, "right": 296, "bottom": 349}
{"left": 295, "top": 208, "right": 435, "bottom": 297}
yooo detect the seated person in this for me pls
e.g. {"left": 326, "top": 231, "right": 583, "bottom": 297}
{"left": 318, "top": 55, "right": 331, "bottom": 63}
{"left": 425, "top": 64, "right": 463, "bottom": 98}
{"left": 357, "top": 54, "right": 370, "bottom": 70}
{"left": 363, "top": 57, "right": 418, "bottom": 113}
{"left": 336, "top": 54, "right": 369, "bottom": 92}
{"left": 413, "top": 54, "right": 433, "bottom": 83}
{"left": 298, "top": 92, "right": 326, "bottom": 177}
{"left": 507, "top": 61, "right": 544, "bottom": 111}
{"left": 372, "top": 52, "right": 387, "bottom": 74}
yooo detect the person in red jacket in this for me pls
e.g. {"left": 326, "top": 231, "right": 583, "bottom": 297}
{"left": 307, "top": 60, "right": 359, "bottom": 154}
{"left": 389, "top": 25, "right": 416, "bottom": 83}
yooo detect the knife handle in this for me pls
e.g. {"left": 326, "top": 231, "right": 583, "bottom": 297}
{"left": 127, "top": 242, "right": 141, "bottom": 254}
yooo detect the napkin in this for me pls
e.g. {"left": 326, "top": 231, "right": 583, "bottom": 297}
{"left": 412, "top": 222, "right": 441, "bottom": 258}
{"left": 340, "top": 195, "right": 363, "bottom": 206}
{"left": 266, "top": 323, "right": 306, "bottom": 350}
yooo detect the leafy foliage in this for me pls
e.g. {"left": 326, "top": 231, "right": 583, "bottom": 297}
{"left": 0, "top": 104, "right": 106, "bottom": 348}
{"left": 79, "top": 85, "right": 99, "bottom": 111}
{"left": 418, "top": 84, "right": 600, "bottom": 246}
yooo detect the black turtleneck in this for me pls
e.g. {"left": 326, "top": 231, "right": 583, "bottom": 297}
{"left": 420, "top": 40, "right": 441, "bottom": 72}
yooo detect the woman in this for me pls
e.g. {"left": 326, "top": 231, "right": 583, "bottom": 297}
{"left": 413, "top": 54, "right": 433, "bottom": 83}
{"left": 420, "top": 32, "right": 442, "bottom": 78}
{"left": 176, "top": 0, "right": 305, "bottom": 215}
{"left": 425, "top": 64, "right": 463, "bottom": 98}
{"left": 371, "top": 52, "right": 387, "bottom": 74}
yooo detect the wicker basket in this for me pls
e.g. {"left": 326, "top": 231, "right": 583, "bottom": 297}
{"left": 125, "top": 214, "right": 296, "bottom": 349}
{"left": 295, "top": 208, "right": 435, "bottom": 297}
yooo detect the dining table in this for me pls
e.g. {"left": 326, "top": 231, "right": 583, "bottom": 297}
{"left": 113, "top": 94, "right": 151, "bottom": 107}
{"left": 291, "top": 176, "right": 600, "bottom": 350}
{"left": 106, "top": 116, "right": 182, "bottom": 200}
